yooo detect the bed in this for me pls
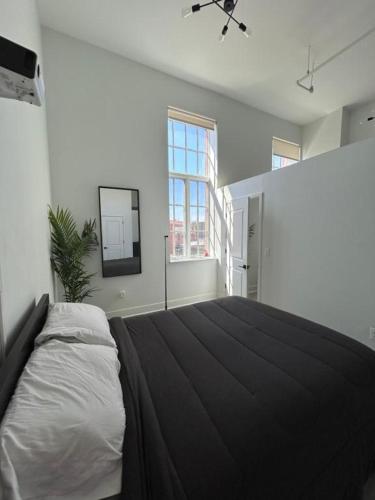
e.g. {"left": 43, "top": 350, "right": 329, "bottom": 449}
{"left": 1, "top": 295, "right": 375, "bottom": 499}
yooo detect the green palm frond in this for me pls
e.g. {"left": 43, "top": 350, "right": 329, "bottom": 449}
{"left": 48, "top": 206, "right": 99, "bottom": 303}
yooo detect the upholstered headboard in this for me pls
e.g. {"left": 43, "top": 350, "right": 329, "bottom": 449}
{"left": 0, "top": 294, "right": 49, "bottom": 420}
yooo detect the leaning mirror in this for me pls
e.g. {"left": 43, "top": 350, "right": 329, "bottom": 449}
{"left": 98, "top": 186, "right": 141, "bottom": 277}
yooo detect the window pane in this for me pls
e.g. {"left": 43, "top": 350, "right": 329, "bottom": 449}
{"left": 187, "top": 150, "right": 197, "bottom": 175}
{"left": 168, "top": 120, "right": 173, "bottom": 146}
{"left": 189, "top": 180, "right": 197, "bottom": 206}
{"left": 272, "top": 154, "right": 298, "bottom": 170}
{"left": 190, "top": 239, "right": 198, "bottom": 257}
{"left": 199, "top": 236, "right": 209, "bottom": 257}
{"left": 198, "top": 153, "right": 207, "bottom": 176}
{"left": 272, "top": 154, "right": 281, "bottom": 170}
{"left": 198, "top": 182, "right": 206, "bottom": 206}
{"left": 186, "top": 125, "right": 198, "bottom": 150}
{"left": 169, "top": 178, "right": 174, "bottom": 204}
{"left": 190, "top": 224, "right": 198, "bottom": 257}
{"left": 174, "top": 148, "right": 186, "bottom": 173}
{"left": 283, "top": 157, "right": 297, "bottom": 167}
{"left": 169, "top": 206, "right": 174, "bottom": 234}
{"left": 198, "top": 127, "right": 206, "bottom": 152}
{"left": 173, "top": 121, "right": 185, "bottom": 148}
{"left": 174, "top": 206, "right": 185, "bottom": 226}
{"left": 198, "top": 207, "right": 206, "bottom": 223}
{"left": 190, "top": 206, "right": 198, "bottom": 226}
{"left": 172, "top": 232, "right": 186, "bottom": 257}
{"left": 174, "top": 178, "right": 185, "bottom": 205}
{"left": 168, "top": 146, "right": 173, "bottom": 172}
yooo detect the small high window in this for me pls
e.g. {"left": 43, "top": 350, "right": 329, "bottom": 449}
{"left": 272, "top": 137, "right": 301, "bottom": 170}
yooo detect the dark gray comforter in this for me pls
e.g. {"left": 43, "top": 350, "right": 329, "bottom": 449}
{"left": 109, "top": 296, "right": 375, "bottom": 500}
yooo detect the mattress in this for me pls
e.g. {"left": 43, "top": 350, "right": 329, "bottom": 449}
{"left": 110, "top": 296, "right": 375, "bottom": 500}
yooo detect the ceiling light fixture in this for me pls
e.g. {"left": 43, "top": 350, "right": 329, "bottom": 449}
{"left": 182, "top": 0, "right": 251, "bottom": 42}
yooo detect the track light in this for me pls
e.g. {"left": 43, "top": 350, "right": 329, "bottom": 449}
{"left": 182, "top": 0, "right": 250, "bottom": 42}
{"left": 239, "top": 23, "right": 250, "bottom": 38}
{"left": 219, "top": 25, "right": 229, "bottom": 43}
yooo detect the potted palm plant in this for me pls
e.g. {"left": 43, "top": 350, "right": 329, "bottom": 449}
{"left": 48, "top": 206, "right": 99, "bottom": 302}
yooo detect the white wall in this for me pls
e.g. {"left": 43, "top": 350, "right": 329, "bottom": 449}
{"left": 42, "top": 28, "right": 300, "bottom": 316}
{"left": 227, "top": 138, "right": 375, "bottom": 348}
{"left": 302, "top": 100, "right": 375, "bottom": 160}
{"left": 347, "top": 99, "right": 375, "bottom": 144}
{"left": 302, "top": 108, "right": 345, "bottom": 160}
{"left": 0, "top": 0, "right": 53, "bottom": 353}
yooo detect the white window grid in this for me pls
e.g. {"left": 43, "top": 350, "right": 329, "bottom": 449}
{"left": 168, "top": 118, "right": 215, "bottom": 259}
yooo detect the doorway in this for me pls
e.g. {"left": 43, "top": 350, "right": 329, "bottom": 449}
{"left": 227, "top": 192, "right": 263, "bottom": 301}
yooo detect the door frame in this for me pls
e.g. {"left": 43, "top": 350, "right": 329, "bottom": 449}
{"left": 226, "top": 192, "right": 263, "bottom": 302}
{"left": 248, "top": 192, "right": 264, "bottom": 302}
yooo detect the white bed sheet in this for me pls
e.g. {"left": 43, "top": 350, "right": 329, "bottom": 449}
{"left": 0, "top": 340, "right": 125, "bottom": 500}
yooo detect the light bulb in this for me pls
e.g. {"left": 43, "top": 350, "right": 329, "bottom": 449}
{"left": 239, "top": 23, "right": 251, "bottom": 38}
{"left": 219, "top": 25, "right": 228, "bottom": 43}
{"left": 182, "top": 7, "right": 193, "bottom": 18}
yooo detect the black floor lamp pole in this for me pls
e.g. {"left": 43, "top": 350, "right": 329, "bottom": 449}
{"left": 164, "top": 235, "right": 168, "bottom": 310}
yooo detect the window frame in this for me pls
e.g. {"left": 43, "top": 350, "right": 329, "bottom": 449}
{"left": 168, "top": 114, "right": 215, "bottom": 262}
{"left": 272, "top": 137, "right": 301, "bottom": 171}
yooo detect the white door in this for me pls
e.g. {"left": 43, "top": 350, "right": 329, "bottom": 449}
{"left": 102, "top": 216, "right": 125, "bottom": 260}
{"left": 228, "top": 197, "right": 248, "bottom": 297}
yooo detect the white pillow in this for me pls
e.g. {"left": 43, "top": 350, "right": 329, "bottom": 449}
{"left": 35, "top": 302, "right": 116, "bottom": 348}
{"left": 35, "top": 326, "right": 113, "bottom": 348}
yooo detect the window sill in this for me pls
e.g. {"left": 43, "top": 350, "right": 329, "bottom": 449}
{"left": 169, "top": 257, "right": 217, "bottom": 264}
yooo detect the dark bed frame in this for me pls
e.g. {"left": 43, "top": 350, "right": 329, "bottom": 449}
{"left": 0, "top": 294, "right": 49, "bottom": 421}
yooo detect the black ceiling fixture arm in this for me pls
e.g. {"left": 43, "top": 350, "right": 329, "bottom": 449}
{"left": 213, "top": 0, "right": 241, "bottom": 26}
{"left": 197, "top": 0, "right": 223, "bottom": 10}
{"left": 224, "top": 0, "right": 239, "bottom": 29}
{"left": 183, "top": 0, "right": 250, "bottom": 40}
{"left": 219, "top": 0, "right": 238, "bottom": 41}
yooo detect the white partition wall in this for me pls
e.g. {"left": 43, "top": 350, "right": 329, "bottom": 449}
{"left": 225, "top": 138, "right": 375, "bottom": 348}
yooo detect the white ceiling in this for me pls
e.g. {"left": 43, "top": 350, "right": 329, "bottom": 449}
{"left": 37, "top": 0, "right": 375, "bottom": 125}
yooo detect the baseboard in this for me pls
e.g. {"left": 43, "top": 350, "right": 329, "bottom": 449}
{"left": 106, "top": 291, "right": 218, "bottom": 318}
{"left": 248, "top": 283, "right": 258, "bottom": 294}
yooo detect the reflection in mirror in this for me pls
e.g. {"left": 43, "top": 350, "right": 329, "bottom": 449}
{"left": 98, "top": 187, "right": 141, "bottom": 277}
